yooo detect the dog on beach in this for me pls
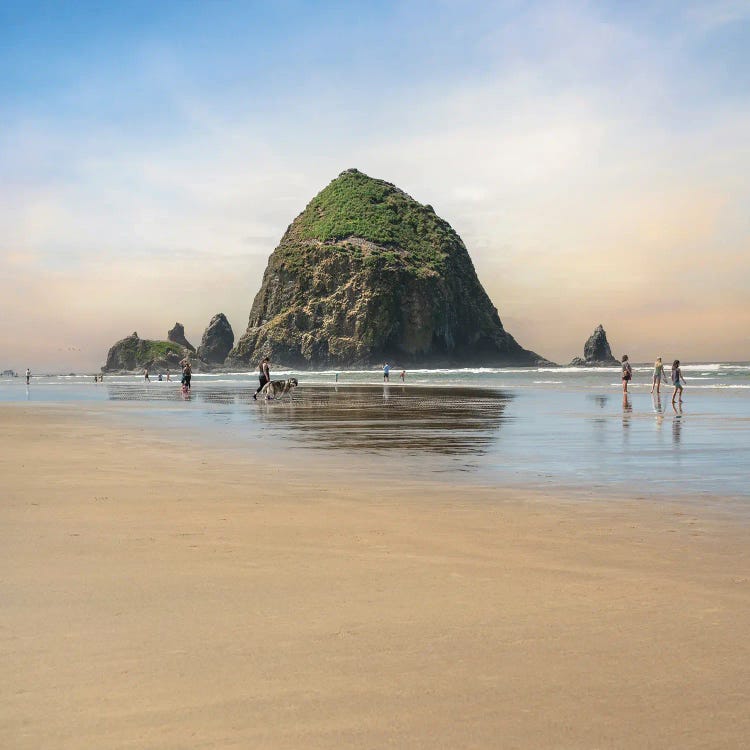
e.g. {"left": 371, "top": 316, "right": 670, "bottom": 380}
{"left": 260, "top": 377, "right": 298, "bottom": 400}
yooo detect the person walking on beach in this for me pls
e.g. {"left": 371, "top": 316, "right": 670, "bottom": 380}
{"left": 383, "top": 362, "right": 390, "bottom": 382}
{"left": 144, "top": 368, "right": 150, "bottom": 382}
{"left": 671, "top": 359, "right": 686, "bottom": 404}
{"left": 651, "top": 356, "right": 668, "bottom": 395}
{"left": 254, "top": 356, "right": 270, "bottom": 400}
{"left": 181, "top": 359, "right": 192, "bottom": 390}
{"left": 166, "top": 369, "right": 171, "bottom": 382}
{"left": 621, "top": 355, "right": 632, "bottom": 393}
{"left": 400, "top": 370, "right": 405, "bottom": 382}
{"left": 25, "top": 368, "right": 30, "bottom": 385}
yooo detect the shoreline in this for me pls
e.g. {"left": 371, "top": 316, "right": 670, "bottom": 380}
{"left": 10, "top": 359, "right": 750, "bottom": 380}
{"left": 2, "top": 405, "right": 750, "bottom": 748}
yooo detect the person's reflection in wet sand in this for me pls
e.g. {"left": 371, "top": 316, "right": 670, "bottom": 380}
{"left": 622, "top": 394, "right": 632, "bottom": 436}
{"left": 382, "top": 384, "right": 390, "bottom": 402}
{"left": 652, "top": 393, "right": 664, "bottom": 430}
{"left": 672, "top": 402, "right": 683, "bottom": 444}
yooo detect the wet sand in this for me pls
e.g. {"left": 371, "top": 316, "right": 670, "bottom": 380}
{"left": 2, "top": 405, "right": 749, "bottom": 749}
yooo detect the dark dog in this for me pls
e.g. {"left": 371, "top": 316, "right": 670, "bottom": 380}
{"left": 260, "top": 377, "right": 298, "bottom": 400}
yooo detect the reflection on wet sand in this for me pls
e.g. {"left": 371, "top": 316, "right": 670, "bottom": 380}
{"left": 672, "top": 403, "right": 683, "bottom": 444}
{"left": 254, "top": 385, "right": 513, "bottom": 455}
{"left": 622, "top": 394, "right": 632, "bottom": 434}
{"left": 84, "top": 379, "right": 750, "bottom": 496}
{"left": 107, "top": 384, "right": 513, "bottom": 457}
{"left": 652, "top": 394, "right": 665, "bottom": 430}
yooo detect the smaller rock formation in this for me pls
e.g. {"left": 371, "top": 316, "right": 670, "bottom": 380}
{"left": 167, "top": 322, "right": 195, "bottom": 352}
{"left": 197, "top": 313, "right": 234, "bottom": 365}
{"left": 103, "top": 332, "right": 189, "bottom": 372}
{"left": 570, "top": 324, "right": 619, "bottom": 366}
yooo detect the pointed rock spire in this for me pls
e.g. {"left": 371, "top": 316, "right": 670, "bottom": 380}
{"left": 570, "top": 324, "right": 619, "bottom": 366}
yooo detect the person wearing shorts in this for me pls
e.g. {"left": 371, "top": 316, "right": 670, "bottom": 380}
{"left": 651, "top": 357, "right": 667, "bottom": 395}
{"left": 671, "top": 360, "right": 686, "bottom": 404}
{"left": 621, "top": 354, "right": 632, "bottom": 393}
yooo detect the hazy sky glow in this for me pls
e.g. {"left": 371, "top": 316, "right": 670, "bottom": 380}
{"left": 1, "top": 0, "right": 749, "bottom": 371}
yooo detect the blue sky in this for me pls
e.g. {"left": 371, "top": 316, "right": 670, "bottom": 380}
{"left": 1, "top": 1, "right": 749, "bottom": 370}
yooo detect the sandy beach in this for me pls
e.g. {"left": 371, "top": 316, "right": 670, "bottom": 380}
{"left": 2, "top": 404, "right": 749, "bottom": 749}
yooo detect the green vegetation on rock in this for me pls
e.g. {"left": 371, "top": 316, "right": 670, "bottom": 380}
{"left": 293, "top": 168, "right": 454, "bottom": 273}
{"left": 103, "top": 332, "right": 189, "bottom": 371}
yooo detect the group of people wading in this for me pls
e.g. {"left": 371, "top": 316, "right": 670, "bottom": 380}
{"left": 621, "top": 355, "right": 686, "bottom": 404}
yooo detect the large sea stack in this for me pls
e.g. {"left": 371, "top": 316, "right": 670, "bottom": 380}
{"left": 229, "top": 169, "right": 547, "bottom": 368}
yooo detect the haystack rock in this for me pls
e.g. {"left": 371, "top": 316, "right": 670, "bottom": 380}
{"left": 197, "top": 313, "right": 234, "bottom": 364}
{"left": 228, "top": 169, "right": 550, "bottom": 368}
{"left": 167, "top": 322, "right": 195, "bottom": 352}
{"left": 570, "top": 324, "right": 619, "bottom": 366}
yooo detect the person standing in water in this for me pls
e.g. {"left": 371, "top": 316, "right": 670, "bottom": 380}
{"left": 671, "top": 359, "right": 685, "bottom": 404}
{"left": 254, "top": 356, "right": 270, "bottom": 400}
{"left": 400, "top": 370, "right": 405, "bottom": 382}
{"left": 621, "top": 355, "right": 632, "bottom": 393}
{"left": 651, "top": 356, "right": 667, "bottom": 394}
{"left": 144, "top": 368, "right": 150, "bottom": 382}
{"left": 166, "top": 369, "right": 171, "bottom": 382}
{"left": 25, "top": 368, "right": 30, "bottom": 385}
{"left": 383, "top": 362, "right": 390, "bottom": 382}
{"left": 180, "top": 358, "right": 192, "bottom": 390}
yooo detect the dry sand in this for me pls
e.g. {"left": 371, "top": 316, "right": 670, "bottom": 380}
{"left": 1, "top": 405, "right": 749, "bottom": 749}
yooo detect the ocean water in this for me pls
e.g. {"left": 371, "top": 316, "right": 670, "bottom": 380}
{"left": 2, "top": 363, "right": 749, "bottom": 501}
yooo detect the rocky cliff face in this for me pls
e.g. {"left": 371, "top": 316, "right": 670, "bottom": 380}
{"left": 103, "top": 332, "right": 188, "bottom": 372}
{"left": 570, "top": 324, "right": 619, "bottom": 366}
{"left": 229, "top": 169, "right": 548, "bottom": 368}
{"left": 197, "top": 313, "right": 234, "bottom": 364}
{"left": 167, "top": 322, "right": 195, "bottom": 352}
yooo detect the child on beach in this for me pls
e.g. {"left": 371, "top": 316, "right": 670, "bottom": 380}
{"left": 651, "top": 357, "right": 668, "bottom": 394}
{"left": 671, "top": 360, "right": 686, "bottom": 404}
{"left": 383, "top": 363, "right": 390, "bottom": 382}
{"left": 621, "top": 355, "right": 632, "bottom": 393}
